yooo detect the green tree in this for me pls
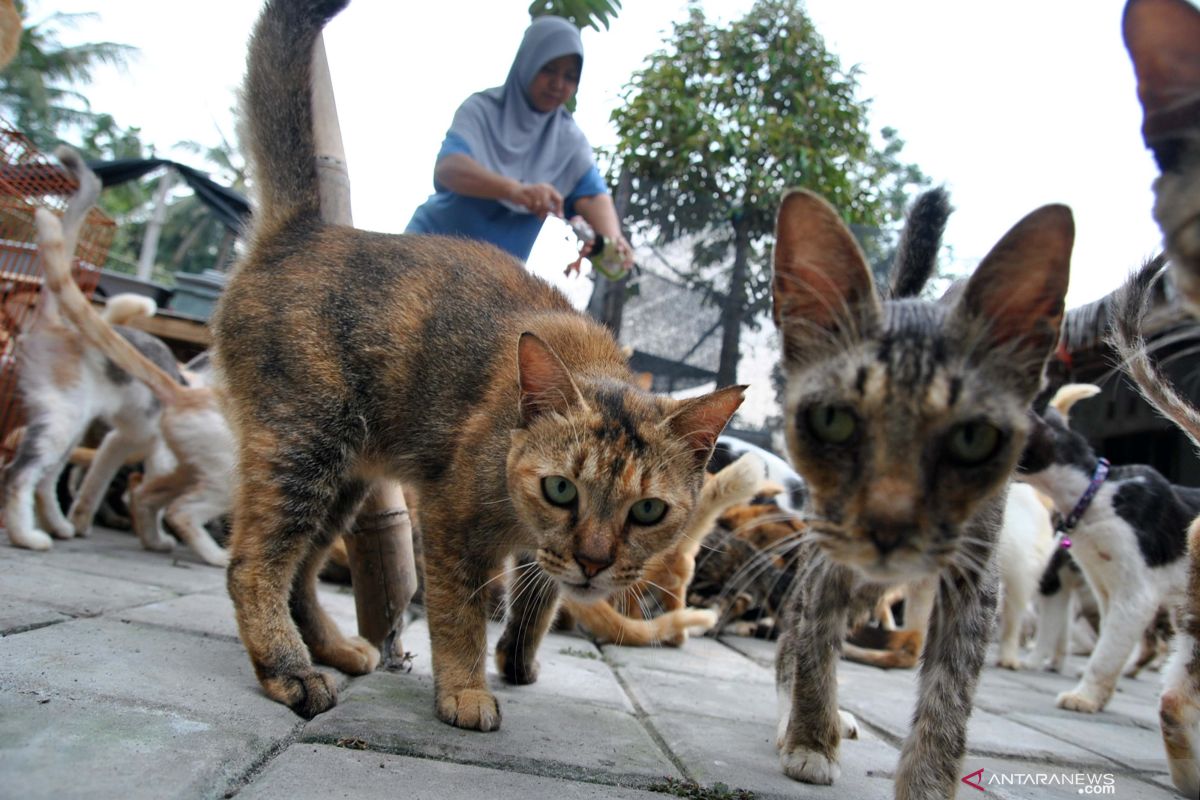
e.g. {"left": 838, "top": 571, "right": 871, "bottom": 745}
{"left": 0, "top": 1, "right": 136, "bottom": 152}
{"left": 529, "top": 0, "right": 622, "bottom": 30}
{"left": 610, "top": 0, "right": 928, "bottom": 387}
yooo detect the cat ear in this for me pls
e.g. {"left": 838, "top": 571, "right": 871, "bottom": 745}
{"left": 1123, "top": 0, "right": 1200, "bottom": 146}
{"left": 516, "top": 332, "right": 585, "bottom": 425}
{"left": 771, "top": 190, "right": 881, "bottom": 364}
{"left": 954, "top": 204, "right": 1073, "bottom": 379}
{"left": 665, "top": 384, "right": 746, "bottom": 466}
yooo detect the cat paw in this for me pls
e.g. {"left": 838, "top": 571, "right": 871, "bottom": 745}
{"left": 495, "top": 647, "right": 539, "bottom": 685}
{"left": 66, "top": 509, "right": 93, "bottom": 537}
{"left": 780, "top": 747, "right": 840, "bottom": 785}
{"left": 1056, "top": 687, "right": 1104, "bottom": 713}
{"left": 312, "top": 635, "right": 380, "bottom": 676}
{"left": 262, "top": 669, "right": 338, "bottom": 719}
{"left": 141, "top": 535, "right": 175, "bottom": 553}
{"left": 196, "top": 544, "right": 230, "bottom": 568}
{"left": 997, "top": 655, "right": 1022, "bottom": 671}
{"left": 436, "top": 688, "right": 501, "bottom": 731}
{"left": 45, "top": 518, "right": 76, "bottom": 540}
{"left": 8, "top": 527, "right": 53, "bottom": 551}
{"left": 838, "top": 709, "right": 859, "bottom": 740}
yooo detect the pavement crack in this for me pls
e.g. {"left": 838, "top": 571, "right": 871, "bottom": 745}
{"left": 608, "top": 664, "right": 694, "bottom": 782}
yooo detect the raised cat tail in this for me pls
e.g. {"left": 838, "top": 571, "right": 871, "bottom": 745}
{"left": 1109, "top": 258, "right": 1200, "bottom": 448}
{"left": 240, "top": 0, "right": 350, "bottom": 236}
{"left": 888, "top": 187, "right": 952, "bottom": 300}
{"left": 34, "top": 148, "right": 184, "bottom": 405}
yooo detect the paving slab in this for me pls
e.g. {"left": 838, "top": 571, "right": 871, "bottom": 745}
{"left": 0, "top": 616, "right": 317, "bottom": 730}
{"left": 652, "top": 710, "right": 900, "bottom": 800}
{"left": 0, "top": 558, "right": 175, "bottom": 619}
{"left": 0, "top": 596, "right": 70, "bottom": 635}
{"left": 0, "top": 528, "right": 227, "bottom": 593}
{"left": 301, "top": 670, "right": 678, "bottom": 787}
{"left": 602, "top": 634, "right": 775, "bottom": 684}
{"left": 617, "top": 663, "right": 778, "bottom": 724}
{"left": 238, "top": 744, "right": 669, "bottom": 800}
{"left": 0, "top": 690, "right": 302, "bottom": 800}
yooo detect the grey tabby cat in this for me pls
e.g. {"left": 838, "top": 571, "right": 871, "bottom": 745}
{"left": 771, "top": 189, "right": 1072, "bottom": 798}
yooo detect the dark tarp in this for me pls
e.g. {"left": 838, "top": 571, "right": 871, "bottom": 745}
{"left": 87, "top": 158, "right": 250, "bottom": 234}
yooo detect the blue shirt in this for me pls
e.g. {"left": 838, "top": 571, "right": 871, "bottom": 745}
{"left": 405, "top": 133, "right": 608, "bottom": 261}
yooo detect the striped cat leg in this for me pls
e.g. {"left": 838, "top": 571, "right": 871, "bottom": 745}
{"left": 422, "top": 519, "right": 501, "bottom": 732}
{"left": 775, "top": 563, "right": 854, "bottom": 785}
{"left": 290, "top": 494, "right": 380, "bottom": 679}
{"left": 226, "top": 440, "right": 350, "bottom": 719}
{"left": 894, "top": 565, "right": 998, "bottom": 800}
{"left": 495, "top": 553, "right": 560, "bottom": 685}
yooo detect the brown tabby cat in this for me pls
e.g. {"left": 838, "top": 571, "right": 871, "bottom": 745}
{"left": 771, "top": 190, "right": 1071, "bottom": 798}
{"left": 1117, "top": 3, "right": 1200, "bottom": 793}
{"left": 214, "top": 0, "right": 743, "bottom": 729}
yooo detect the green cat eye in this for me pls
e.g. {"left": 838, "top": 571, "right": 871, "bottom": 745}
{"left": 542, "top": 476, "right": 578, "bottom": 506}
{"left": 806, "top": 405, "right": 858, "bottom": 445}
{"left": 946, "top": 421, "right": 1002, "bottom": 465}
{"left": 629, "top": 498, "right": 667, "bottom": 525}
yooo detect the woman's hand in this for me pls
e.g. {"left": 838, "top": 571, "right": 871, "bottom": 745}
{"left": 510, "top": 182, "right": 564, "bottom": 219}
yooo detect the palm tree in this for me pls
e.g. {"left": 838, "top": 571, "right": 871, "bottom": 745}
{"left": 0, "top": 1, "right": 136, "bottom": 149}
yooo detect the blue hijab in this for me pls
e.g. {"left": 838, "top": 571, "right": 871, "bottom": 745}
{"left": 444, "top": 16, "right": 594, "bottom": 212}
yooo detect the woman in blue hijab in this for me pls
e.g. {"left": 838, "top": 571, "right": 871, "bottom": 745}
{"left": 406, "top": 16, "right": 633, "bottom": 266}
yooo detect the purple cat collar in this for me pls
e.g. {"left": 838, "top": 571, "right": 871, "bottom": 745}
{"left": 1056, "top": 458, "right": 1110, "bottom": 534}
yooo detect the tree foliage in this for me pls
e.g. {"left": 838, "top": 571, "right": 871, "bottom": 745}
{"left": 610, "top": 0, "right": 928, "bottom": 386}
{"left": 0, "top": 1, "right": 135, "bottom": 152}
{"left": 529, "top": 0, "right": 622, "bottom": 31}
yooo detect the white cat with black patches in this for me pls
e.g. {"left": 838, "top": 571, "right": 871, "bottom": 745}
{"left": 1018, "top": 383, "right": 1197, "bottom": 712}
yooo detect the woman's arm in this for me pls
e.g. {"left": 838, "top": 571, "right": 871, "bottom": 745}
{"left": 573, "top": 193, "right": 634, "bottom": 269}
{"left": 435, "top": 153, "right": 563, "bottom": 218}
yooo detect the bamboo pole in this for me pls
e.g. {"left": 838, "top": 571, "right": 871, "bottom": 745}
{"left": 310, "top": 33, "right": 417, "bottom": 666}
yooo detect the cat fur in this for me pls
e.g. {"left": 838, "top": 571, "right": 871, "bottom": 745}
{"left": 33, "top": 149, "right": 231, "bottom": 567}
{"left": 2, "top": 163, "right": 183, "bottom": 555}
{"left": 772, "top": 188, "right": 1071, "bottom": 798}
{"left": 215, "top": 0, "right": 743, "bottom": 727}
{"left": 1018, "top": 382, "right": 1196, "bottom": 715}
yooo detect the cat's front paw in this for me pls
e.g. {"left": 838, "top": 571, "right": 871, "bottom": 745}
{"left": 1056, "top": 686, "right": 1105, "bottom": 713}
{"left": 312, "top": 634, "right": 380, "bottom": 676}
{"left": 263, "top": 669, "right": 338, "bottom": 719}
{"left": 495, "top": 643, "right": 539, "bottom": 685}
{"left": 437, "top": 688, "right": 501, "bottom": 731}
{"left": 780, "top": 747, "right": 840, "bottom": 785}
{"left": 45, "top": 517, "right": 76, "bottom": 540}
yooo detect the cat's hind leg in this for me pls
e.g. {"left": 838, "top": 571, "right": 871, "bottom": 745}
{"left": 226, "top": 442, "right": 355, "bottom": 719}
{"left": 775, "top": 564, "right": 854, "bottom": 785}
{"left": 68, "top": 428, "right": 160, "bottom": 544}
{"left": 3, "top": 417, "right": 85, "bottom": 550}
{"left": 495, "top": 554, "right": 560, "bottom": 684}
{"left": 160, "top": 481, "right": 230, "bottom": 568}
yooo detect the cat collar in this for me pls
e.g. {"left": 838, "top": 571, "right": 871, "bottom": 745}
{"left": 1054, "top": 457, "right": 1110, "bottom": 541}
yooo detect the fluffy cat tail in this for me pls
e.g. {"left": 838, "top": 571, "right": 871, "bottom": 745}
{"left": 240, "top": 0, "right": 350, "bottom": 236}
{"left": 1109, "top": 258, "right": 1200, "bottom": 448}
{"left": 35, "top": 148, "right": 185, "bottom": 405}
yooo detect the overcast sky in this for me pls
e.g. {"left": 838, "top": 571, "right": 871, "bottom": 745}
{"left": 46, "top": 0, "right": 1170, "bottom": 422}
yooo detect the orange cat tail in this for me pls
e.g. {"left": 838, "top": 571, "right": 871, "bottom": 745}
{"left": 567, "top": 599, "right": 717, "bottom": 647}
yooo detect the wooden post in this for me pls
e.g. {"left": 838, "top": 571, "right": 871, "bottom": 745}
{"left": 310, "top": 33, "right": 417, "bottom": 665}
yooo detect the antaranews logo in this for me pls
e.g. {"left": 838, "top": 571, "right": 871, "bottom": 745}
{"left": 961, "top": 767, "right": 1117, "bottom": 794}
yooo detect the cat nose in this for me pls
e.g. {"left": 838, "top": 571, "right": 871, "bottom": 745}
{"left": 574, "top": 552, "right": 613, "bottom": 578}
{"left": 866, "top": 524, "right": 914, "bottom": 555}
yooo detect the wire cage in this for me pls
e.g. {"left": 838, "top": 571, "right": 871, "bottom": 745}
{"left": 0, "top": 125, "right": 114, "bottom": 465}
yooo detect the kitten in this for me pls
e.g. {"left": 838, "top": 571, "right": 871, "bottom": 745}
{"left": 33, "top": 149, "right": 231, "bottom": 567}
{"left": 2, "top": 167, "right": 184, "bottom": 556}
{"left": 771, "top": 190, "right": 1071, "bottom": 797}
{"left": 214, "top": 0, "right": 743, "bottom": 727}
{"left": 562, "top": 452, "right": 763, "bottom": 647}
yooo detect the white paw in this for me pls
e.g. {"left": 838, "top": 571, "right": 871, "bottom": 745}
{"left": 838, "top": 709, "right": 859, "bottom": 740}
{"left": 141, "top": 534, "right": 175, "bottom": 553}
{"left": 1056, "top": 688, "right": 1103, "bottom": 713}
{"left": 780, "top": 748, "right": 840, "bottom": 785}
{"left": 997, "top": 655, "right": 1022, "bottom": 671}
{"left": 46, "top": 518, "right": 76, "bottom": 540}
{"left": 9, "top": 527, "right": 53, "bottom": 551}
